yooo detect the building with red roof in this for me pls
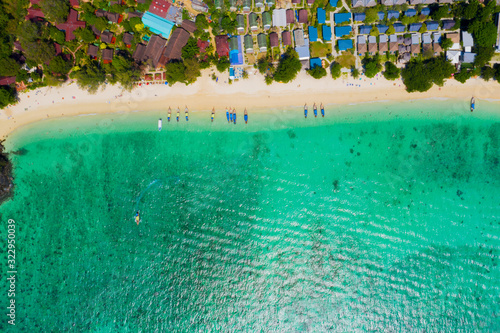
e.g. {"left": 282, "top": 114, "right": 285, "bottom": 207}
{"left": 269, "top": 32, "right": 279, "bottom": 47}
{"left": 197, "top": 39, "right": 210, "bottom": 53}
{"left": 148, "top": 0, "right": 172, "bottom": 19}
{"left": 0, "top": 77, "right": 16, "bottom": 86}
{"left": 215, "top": 35, "right": 229, "bottom": 57}
{"left": 282, "top": 30, "right": 292, "bottom": 46}
{"left": 69, "top": 0, "right": 80, "bottom": 7}
{"left": 56, "top": 9, "right": 86, "bottom": 41}
{"left": 25, "top": 8, "right": 44, "bottom": 21}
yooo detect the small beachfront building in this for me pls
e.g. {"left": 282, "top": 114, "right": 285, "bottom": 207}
{"left": 282, "top": 30, "right": 292, "bottom": 46}
{"left": 338, "top": 39, "right": 353, "bottom": 51}
{"left": 379, "top": 34, "right": 388, "bottom": 53}
{"left": 317, "top": 8, "right": 326, "bottom": 24}
{"left": 215, "top": 35, "right": 229, "bottom": 57}
{"left": 298, "top": 9, "right": 308, "bottom": 24}
{"left": 334, "top": 13, "right": 351, "bottom": 25}
{"left": 273, "top": 9, "right": 287, "bottom": 27}
{"left": 357, "top": 35, "right": 367, "bottom": 55}
{"left": 405, "top": 9, "right": 417, "bottom": 17}
{"left": 257, "top": 33, "right": 267, "bottom": 53}
{"left": 236, "top": 15, "right": 245, "bottom": 33}
{"left": 310, "top": 57, "right": 322, "bottom": 69}
{"left": 244, "top": 34, "right": 254, "bottom": 53}
{"left": 426, "top": 21, "right": 439, "bottom": 31}
{"left": 462, "top": 31, "right": 474, "bottom": 52}
{"left": 286, "top": 9, "right": 295, "bottom": 24}
{"left": 354, "top": 13, "right": 365, "bottom": 22}
{"left": 295, "top": 38, "right": 310, "bottom": 61}
{"left": 335, "top": 26, "right": 351, "bottom": 38}
{"left": 249, "top": 13, "right": 258, "bottom": 31}
{"left": 359, "top": 25, "right": 371, "bottom": 34}
{"left": 269, "top": 32, "right": 279, "bottom": 48}
{"left": 262, "top": 11, "right": 272, "bottom": 30}
{"left": 308, "top": 26, "right": 318, "bottom": 42}
{"left": 322, "top": 25, "right": 332, "bottom": 41}
{"left": 294, "top": 29, "right": 305, "bottom": 47}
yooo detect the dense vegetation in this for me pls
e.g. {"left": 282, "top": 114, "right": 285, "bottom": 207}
{"left": 273, "top": 48, "right": 301, "bottom": 83}
{"left": 401, "top": 56, "right": 455, "bottom": 92}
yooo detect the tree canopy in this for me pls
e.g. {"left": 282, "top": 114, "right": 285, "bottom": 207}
{"left": 383, "top": 61, "right": 400, "bottom": 80}
{"left": 401, "top": 56, "right": 455, "bottom": 92}
{"left": 181, "top": 38, "right": 200, "bottom": 60}
{"left": 0, "top": 86, "right": 16, "bottom": 109}
{"left": 307, "top": 65, "right": 327, "bottom": 79}
{"left": 72, "top": 61, "right": 106, "bottom": 93}
{"left": 362, "top": 55, "right": 382, "bottom": 78}
{"left": 40, "top": 0, "right": 70, "bottom": 24}
{"left": 273, "top": 48, "right": 301, "bottom": 83}
{"left": 216, "top": 56, "right": 230, "bottom": 73}
{"left": 330, "top": 62, "right": 341, "bottom": 79}
{"left": 164, "top": 60, "right": 187, "bottom": 85}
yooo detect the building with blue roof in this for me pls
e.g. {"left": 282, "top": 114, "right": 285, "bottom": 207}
{"left": 405, "top": 9, "right": 417, "bottom": 17}
{"left": 229, "top": 35, "right": 243, "bottom": 65}
{"left": 393, "top": 23, "right": 405, "bottom": 33}
{"left": 142, "top": 12, "right": 175, "bottom": 39}
{"left": 335, "top": 25, "right": 352, "bottom": 38}
{"left": 377, "top": 12, "right": 384, "bottom": 20}
{"left": 308, "top": 26, "right": 318, "bottom": 42}
{"left": 354, "top": 13, "right": 365, "bottom": 22}
{"left": 334, "top": 13, "right": 351, "bottom": 24}
{"left": 377, "top": 25, "right": 388, "bottom": 34}
{"left": 409, "top": 23, "right": 422, "bottom": 32}
{"left": 330, "top": 0, "right": 338, "bottom": 6}
{"left": 295, "top": 38, "right": 310, "bottom": 60}
{"left": 359, "top": 25, "right": 371, "bottom": 34}
{"left": 310, "top": 57, "right": 322, "bottom": 69}
{"left": 426, "top": 21, "right": 439, "bottom": 30}
{"left": 421, "top": 7, "right": 430, "bottom": 16}
{"left": 338, "top": 39, "right": 353, "bottom": 51}
{"left": 387, "top": 10, "right": 399, "bottom": 20}
{"left": 322, "top": 25, "right": 332, "bottom": 41}
{"left": 317, "top": 8, "right": 326, "bottom": 24}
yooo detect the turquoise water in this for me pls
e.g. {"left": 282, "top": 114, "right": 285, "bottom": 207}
{"left": 1, "top": 100, "right": 499, "bottom": 331}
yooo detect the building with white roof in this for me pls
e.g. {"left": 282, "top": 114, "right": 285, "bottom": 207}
{"left": 447, "top": 50, "right": 460, "bottom": 64}
{"left": 272, "top": 9, "right": 287, "bottom": 27}
{"left": 462, "top": 31, "right": 474, "bottom": 52}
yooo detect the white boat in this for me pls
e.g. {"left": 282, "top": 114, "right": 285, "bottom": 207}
{"left": 158, "top": 118, "right": 162, "bottom": 131}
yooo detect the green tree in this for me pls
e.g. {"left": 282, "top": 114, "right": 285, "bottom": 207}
{"left": 454, "top": 70, "right": 471, "bottom": 84}
{"left": 0, "top": 57, "right": 20, "bottom": 76}
{"left": 273, "top": 48, "right": 301, "bottom": 83}
{"left": 365, "top": 8, "right": 378, "bottom": 24}
{"left": 383, "top": 61, "right": 400, "bottom": 80}
{"left": 181, "top": 38, "right": 200, "bottom": 60}
{"left": 462, "top": 0, "right": 479, "bottom": 20}
{"left": 481, "top": 66, "right": 495, "bottom": 81}
{"left": 307, "top": 65, "right": 327, "bottom": 79}
{"left": 165, "top": 60, "right": 187, "bottom": 85}
{"left": 48, "top": 26, "right": 66, "bottom": 44}
{"left": 40, "top": 0, "right": 69, "bottom": 24}
{"left": 265, "top": 74, "right": 273, "bottom": 85}
{"left": 94, "top": 17, "right": 109, "bottom": 32}
{"left": 352, "top": 67, "right": 360, "bottom": 79}
{"left": 196, "top": 14, "right": 209, "bottom": 30}
{"left": 257, "top": 57, "right": 269, "bottom": 74}
{"left": 24, "top": 40, "right": 56, "bottom": 65}
{"left": 74, "top": 27, "right": 96, "bottom": 43}
{"left": 369, "top": 25, "right": 379, "bottom": 37}
{"left": 216, "top": 56, "right": 230, "bottom": 73}
{"left": 473, "top": 47, "right": 494, "bottom": 68}
{"left": 419, "top": 23, "right": 427, "bottom": 33}
{"left": 430, "top": 5, "right": 449, "bottom": 21}
{"left": 72, "top": 61, "right": 106, "bottom": 93}
{"left": 440, "top": 37, "right": 453, "bottom": 50}
{"left": 47, "top": 55, "right": 72, "bottom": 76}
{"left": 184, "top": 58, "right": 201, "bottom": 84}
{"left": 386, "top": 25, "right": 395, "bottom": 35}
{"left": 362, "top": 55, "right": 382, "bottom": 78}
{"left": 468, "top": 21, "right": 497, "bottom": 48}
{"left": 330, "top": 62, "right": 341, "bottom": 79}
{"left": 401, "top": 56, "right": 454, "bottom": 92}
{"left": 0, "top": 86, "right": 16, "bottom": 108}
{"left": 220, "top": 16, "right": 236, "bottom": 34}
{"left": 110, "top": 55, "right": 142, "bottom": 90}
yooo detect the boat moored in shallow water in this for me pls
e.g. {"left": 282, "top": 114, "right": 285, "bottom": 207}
{"left": 158, "top": 118, "right": 162, "bottom": 131}
{"left": 320, "top": 103, "right": 324, "bottom": 117}
{"left": 471, "top": 97, "right": 475, "bottom": 112}
{"left": 304, "top": 104, "right": 308, "bottom": 118}
{"left": 244, "top": 108, "right": 248, "bottom": 124}
{"left": 313, "top": 103, "right": 317, "bottom": 118}
{"left": 185, "top": 106, "right": 189, "bottom": 121}
{"left": 233, "top": 108, "right": 236, "bottom": 124}
{"left": 211, "top": 108, "right": 215, "bottom": 122}
{"left": 135, "top": 211, "right": 140, "bottom": 225}
{"left": 167, "top": 107, "right": 171, "bottom": 122}
{"left": 226, "top": 108, "right": 230, "bottom": 122}
{"left": 176, "top": 107, "right": 180, "bottom": 122}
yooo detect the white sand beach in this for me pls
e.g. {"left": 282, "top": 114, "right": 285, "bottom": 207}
{"left": 1, "top": 69, "right": 499, "bottom": 139}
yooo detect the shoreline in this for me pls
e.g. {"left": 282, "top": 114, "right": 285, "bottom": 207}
{"left": 2, "top": 69, "right": 500, "bottom": 139}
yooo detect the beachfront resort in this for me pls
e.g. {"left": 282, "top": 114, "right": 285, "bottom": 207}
{"left": 1, "top": 0, "right": 500, "bottom": 107}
